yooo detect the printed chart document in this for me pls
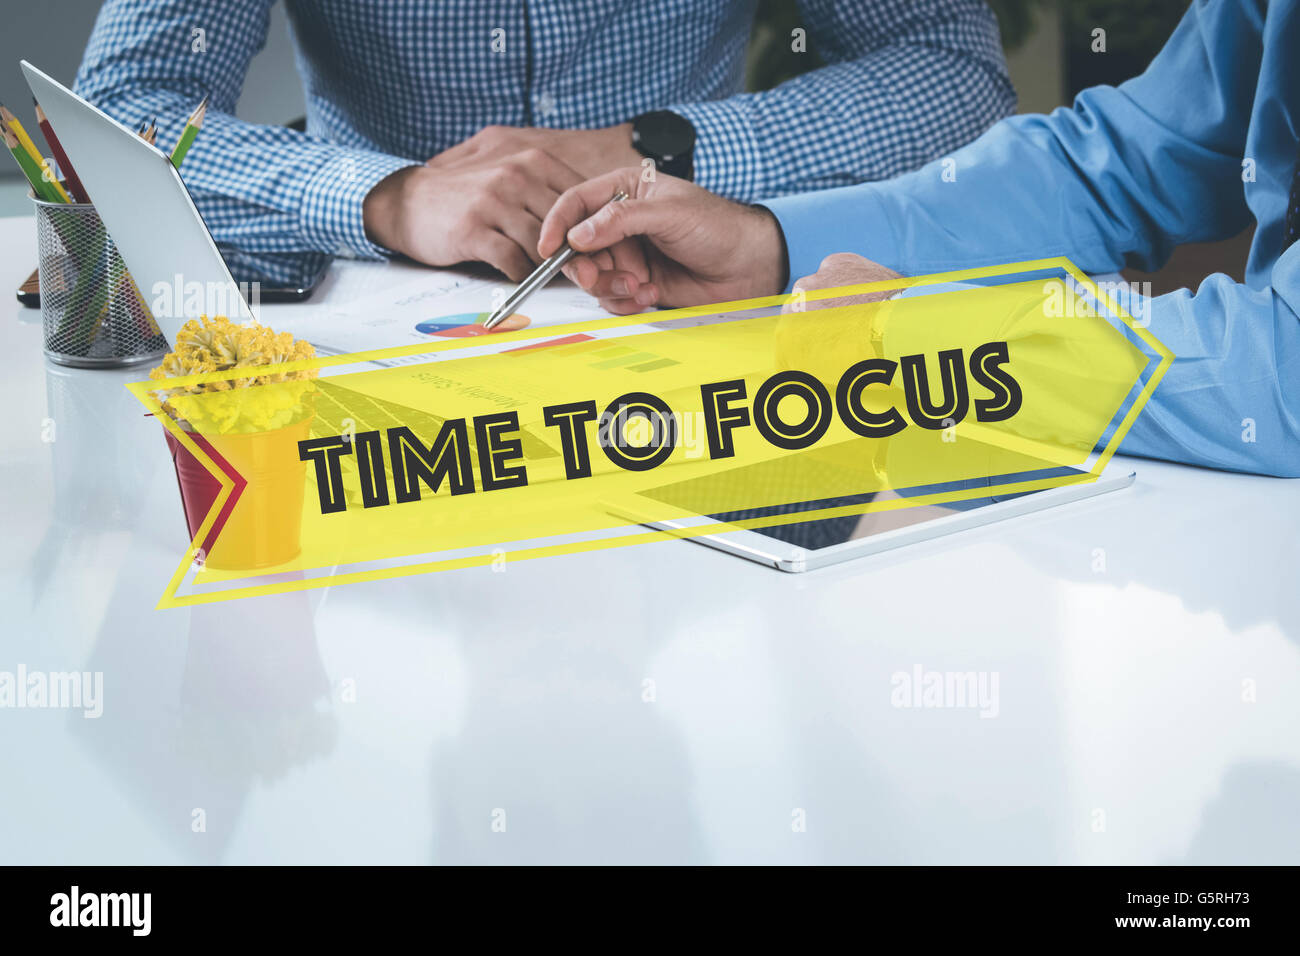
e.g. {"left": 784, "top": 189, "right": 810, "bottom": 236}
{"left": 265, "top": 263, "right": 612, "bottom": 365}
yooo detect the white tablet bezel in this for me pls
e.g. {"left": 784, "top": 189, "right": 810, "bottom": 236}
{"left": 606, "top": 464, "right": 1135, "bottom": 572}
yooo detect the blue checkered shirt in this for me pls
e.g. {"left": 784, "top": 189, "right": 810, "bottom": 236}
{"left": 74, "top": 0, "right": 1014, "bottom": 259}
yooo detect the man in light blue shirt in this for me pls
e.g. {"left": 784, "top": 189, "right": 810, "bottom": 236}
{"left": 540, "top": 0, "right": 1300, "bottom": 477}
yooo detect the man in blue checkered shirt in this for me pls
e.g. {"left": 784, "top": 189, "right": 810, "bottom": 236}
{"left": 74, "top": 0, "right": 1014, "bottom": 280}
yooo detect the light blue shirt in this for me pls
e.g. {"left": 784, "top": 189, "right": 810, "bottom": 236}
{"left": 764, "top": 0, "right": 1300, "bottom": 477}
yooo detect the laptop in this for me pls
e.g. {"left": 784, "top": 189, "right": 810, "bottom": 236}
{"left": 22, "top": 61, "right": 256, "bottom": 342}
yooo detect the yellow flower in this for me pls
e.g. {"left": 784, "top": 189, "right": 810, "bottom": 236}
{"left": 151, "top": 315, "right": 317, "bottom": 434}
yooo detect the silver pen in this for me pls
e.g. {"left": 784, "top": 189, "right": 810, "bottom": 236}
{"left": 482, "top": 188, "right": 629, "bottom": 330}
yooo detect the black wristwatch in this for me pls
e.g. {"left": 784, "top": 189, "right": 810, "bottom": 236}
{"left": 631, "top": 110, "right": 696, "bottom": 181}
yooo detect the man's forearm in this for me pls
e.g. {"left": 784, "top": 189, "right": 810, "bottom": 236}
{"left": 75, "top": 0, "right": 417, "bottom": 257}
{"left": 1118, "top": 278, "right": 1300, "bottom": 478}
{"left": 760, "top": 0, "right": 1261, "bottom": 283}
{"left": 667, "top": 0, "right": 1014, "bottom": 201}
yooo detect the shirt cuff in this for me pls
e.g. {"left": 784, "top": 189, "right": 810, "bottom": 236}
{"left": 666, "top": 99, "right": 762, "bottom": 202}
{"left": 759, "top": 184, "right": 901, "bottom": 292}
{"left": 299, "top": 150, "right": 421, "bottom": 259}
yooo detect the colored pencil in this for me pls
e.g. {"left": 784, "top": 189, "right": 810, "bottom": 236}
{"left": 169, "top": 95, "right": 208, "bottom": 168}
{"left": 1, "top": 103, "right": 44, "bottom": 166}
{"left": 3, "top": 124, "right": 59, "bottom": 202}
{"left": 1, "top": 103, "right": 70, "bottom": 202}
{"left": 33, "top": 100, "right": 90, "bottom": 203}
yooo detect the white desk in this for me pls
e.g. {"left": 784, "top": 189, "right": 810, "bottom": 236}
{"left": 1, "top": 214, "right": 1298, "bottom": 865}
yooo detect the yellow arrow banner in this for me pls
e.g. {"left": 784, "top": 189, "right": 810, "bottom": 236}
{"left": 129, "top": 258, "right": 1172, "bottom": 607}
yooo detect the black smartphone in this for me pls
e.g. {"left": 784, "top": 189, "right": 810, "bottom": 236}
{"left": 216, "top": 246, "right": 333, "bottom": 303}
{"left": 17, "top": 248, "right": 332, "bottom": 307}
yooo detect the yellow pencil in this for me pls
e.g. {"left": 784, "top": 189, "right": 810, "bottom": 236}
{"left": 3, "top": 124, "right": 58, "bottom": 201}
{"left": 1, "top": 103, "right": 70, "bottom": 203}
{"left": 0, "top": 103, "right": 43, "bottom": 164}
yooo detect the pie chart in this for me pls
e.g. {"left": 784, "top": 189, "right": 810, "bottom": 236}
{"left": 415, "top": 312, "right": 531, "bottom": 336}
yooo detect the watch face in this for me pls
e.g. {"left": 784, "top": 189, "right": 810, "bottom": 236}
{"left": 634, "top": 110, "right": 696, "bottom": 166}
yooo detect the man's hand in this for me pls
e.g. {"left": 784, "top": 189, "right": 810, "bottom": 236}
{"left": 538, "top": 168, "right": 790, "bottom": 313}
{"left": 774, "top": 253, "right": 903, "bottom": 379}
{"left": 785, "top": 253, "right": 902, "bottom": 312}
{"left": 362, "top": 152, "right": 586, "bottom": 281}
{"left": 427, "top": 124, "right": 642, "bottom": 181}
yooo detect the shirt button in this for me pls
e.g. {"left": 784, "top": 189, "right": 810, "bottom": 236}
{"left": 535, "top": 91, "right": 557, "bottom": 117}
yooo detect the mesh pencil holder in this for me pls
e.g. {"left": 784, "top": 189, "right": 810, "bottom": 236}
{"left": 33, "top": 195, "right": 168, "bottom": 368}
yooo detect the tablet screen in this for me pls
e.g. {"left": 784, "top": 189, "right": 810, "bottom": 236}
{"left": 636, "top": 455, "right": 1084, "bottom": 553}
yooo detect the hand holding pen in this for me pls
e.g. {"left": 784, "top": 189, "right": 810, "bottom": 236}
{"left": 483, "top": 188, "right": 628, "bottom": 329}
{"left": 535, "top": 168, "right": 790, "bottom": 315}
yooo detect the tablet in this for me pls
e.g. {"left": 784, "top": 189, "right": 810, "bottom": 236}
{"left": 607, "top": 459, "right": 1135, "bottom": 572}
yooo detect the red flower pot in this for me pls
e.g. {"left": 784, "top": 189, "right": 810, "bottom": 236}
{"left": 163, "top": 417, "right": 313, "bottom": 571}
